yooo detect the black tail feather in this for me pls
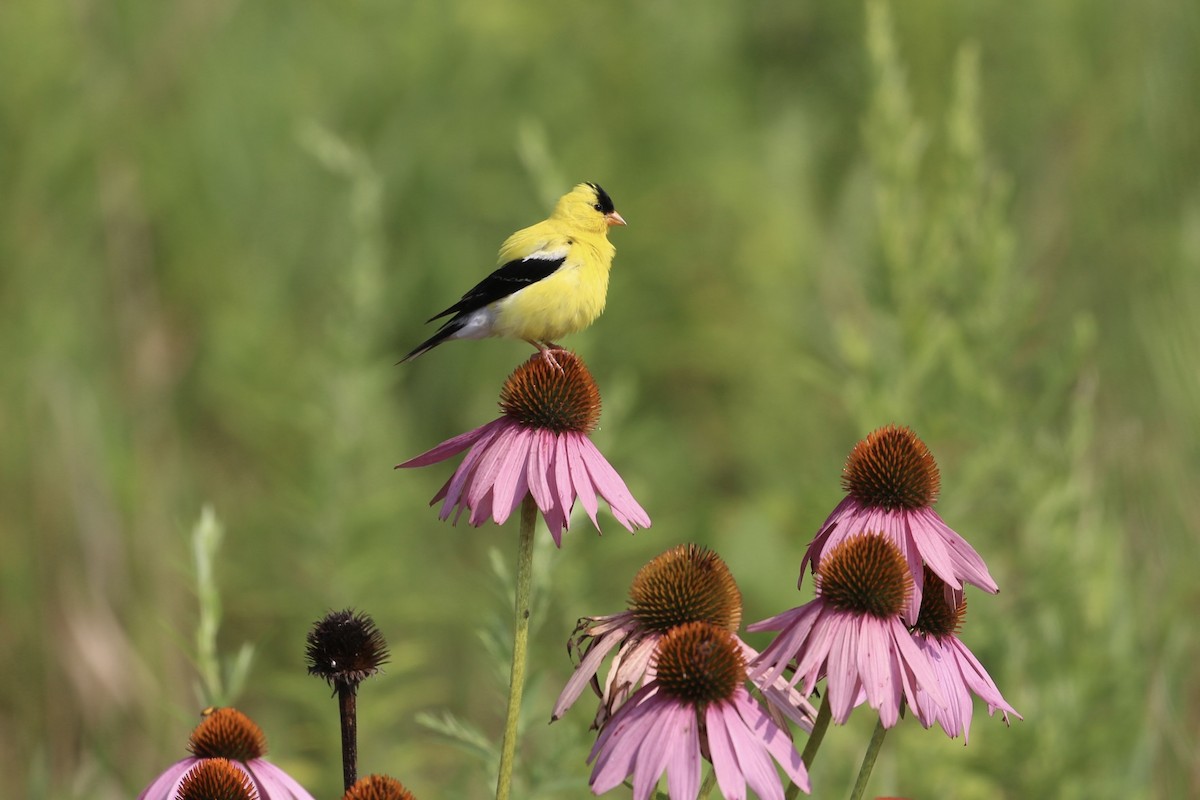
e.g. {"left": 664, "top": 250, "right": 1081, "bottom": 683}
{"left": 397, "top": 316, "right": 466, "bottom": 364}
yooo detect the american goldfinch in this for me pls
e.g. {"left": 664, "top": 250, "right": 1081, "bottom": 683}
{"left": 400, "top": 182, "right": 627, "bottom": 369}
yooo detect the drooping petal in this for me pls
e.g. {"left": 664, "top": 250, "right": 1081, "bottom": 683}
{"left": 540, "top": 437, "right": 567, "bottom": 544}
{"left": 663, "top": 709, "right": 702, "bottom": 800}
{"left": 466, "top": 492, "right": 493, "bottom": 526}
{"left": 577, "top": 436, "right": 652, "bottom": 530}
{"left": 706, "top": 705, "right": 749, "bottom": 800}
{"left": 914, "top": 507, "right": 999, "bottom": 594}
{"left": 855, "top": 615, "right": 898, "bottom": 727}
{"left": 890, "top": 617, "right": 944, "bottom": 710}
{"left": 735, "top": 694, "right": 810, "bottom": 793}
{"left": 554, "top": 434, "right": 574, "bottom": 528}
{"left": 950, "top": 637, "right": 1020, "bottom": 722}
{"left": 435, "top": 421, "right": 508, "bottom": 519}
{"left": 723, "top": 699, "right": 791, "bottom": 800}
{"left": 489, "top": 428, "right": 533, "bottom": 524}
{"left": 565, "top": 433, "right": 601, "bottom": 529}
{"left": 824, "top": 616, "right": 861, "bottom": 724}
{"left": 552, "top": 626, "right": 630, "bottom": 721}
{"left": 466, "top": 423, "right": 522, "bottom": 510}
{"left": 525, "top": 430, "right": 554, "bottom": 518}
{"left": 598, "top": 633, "right": 660, "bottom": 726}
{"left": 588, "top": 687, "right": 664, "bottom": 793}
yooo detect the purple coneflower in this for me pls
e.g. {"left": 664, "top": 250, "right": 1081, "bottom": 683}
{"left": 553, "top": 543, "right": 814, "bottom": 731}
{"left": 589, "top": 622, "right": 810, "bottom": 800}
{"left": 396, "top": 351, "right": 650, "bottom": 545}
{"left": 553, "top": 544, "right": 744, "bottom": 727}
{"left": 137, "top": 707, "right": 315, "bottom": 800}
{"left": 908, "top": 570, "right": 1021, "bottom": 741}
{"left": 750, "top": 532, "right": 945, "bottom": 729}
{"left": 801, "top": 425, "right": 998, "bottom": 622}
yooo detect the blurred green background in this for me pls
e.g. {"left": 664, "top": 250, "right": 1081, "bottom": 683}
{"left": 2, "top": 0, "right": 1198, "bottom": 797}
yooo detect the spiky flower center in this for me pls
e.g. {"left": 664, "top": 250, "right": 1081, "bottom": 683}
{"left": 628, "top": 544, "right": 743, "bottom": 633}
{"left": 842, "top": 424, "right": 941, "bottom": 510}
{"left": 653, "top": 622, "right": 745, "bottom": 708}
{"left": 343, "top": 774, "right": 418, "bottom": 800}
{"left": 177, "top": 760, "right": 258, "bottom": 800}
{"left": 913, "top": 570, "right": 966, "bottom": 638}
{"left": 498, "top": 352, "right": 601, "bottom": 434}
{"left": 306, "top": 609, "right": 390, "bottom": 688}
{"left": 188, "top": 708, "right": 267, "bottom": 761}
{"left": 817, "top": 532, "right": 912, "bottom": 618}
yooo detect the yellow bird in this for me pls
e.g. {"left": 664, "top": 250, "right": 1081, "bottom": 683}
{"left": 400, "top": 182, "right": 627, "bottom": 369}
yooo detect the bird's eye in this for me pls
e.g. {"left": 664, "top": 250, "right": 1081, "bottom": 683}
{"left": 593, "top": 203, "right": 603, "bottom": 211}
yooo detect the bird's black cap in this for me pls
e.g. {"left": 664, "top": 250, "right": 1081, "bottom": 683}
{"left": 586, "top": 182, "right": 616, "bottom": 214}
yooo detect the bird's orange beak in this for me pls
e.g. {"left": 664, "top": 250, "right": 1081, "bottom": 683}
{"left": 606, "top": 211, "right": 628, "bottom": 227}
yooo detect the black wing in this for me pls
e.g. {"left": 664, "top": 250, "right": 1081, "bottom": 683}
{"left": 427, "top": 253, "right": 567, "bottom": 322}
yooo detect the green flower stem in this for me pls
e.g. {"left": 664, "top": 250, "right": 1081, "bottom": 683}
{"left": 698, "top": 768, "right": 717, "bottom": 798}
{"left": 801, "top": 693, "right": 833, "bottom": 768}
{"left": 786, "top": 693, "right": 833, "bottom": 800}
{"left": 848, "top": 717, "right": 889, "bottom": 800}
{"left": 495, "top": 494, "right": 538, "bottom": 800}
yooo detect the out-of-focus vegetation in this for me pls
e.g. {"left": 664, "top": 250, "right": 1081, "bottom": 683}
{"left": 2, "top": 0, "right": 1197, "bottom": 797}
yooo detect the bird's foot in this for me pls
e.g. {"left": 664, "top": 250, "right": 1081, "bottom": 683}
{"left": 532, "top": 341, "right": 568, "bottom": 373}
{"left": 540, "top": 348, "right": 564, "bottom": 373}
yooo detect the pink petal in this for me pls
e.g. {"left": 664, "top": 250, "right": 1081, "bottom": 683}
{"left": 488, "top": 429, "right": 533, "bottom": 524}
{"left": 661, "top": 704, "right": 701, "bottom": 800}
{"left": 950, "top": 637, "right": 1021, "bottom": 721}
{"left": 467, "top": 489, "right": 495, "bottom": 527}
{"left": 394, "top": 421, "right": 495, "bottom": 468}
{"left": 716, "top": 696, "right": 786, "bottom": 800}
{"left": 891, "top": 617, "right": 945, "bottom": 710}
{"left": 554, "top": 435, "right": 574, "bottom": 527}
{"left": 856, "top": 616, "right": 898, "bottom": 727}
{"left": 525, "top": 430, "right": 554, "bottom": 516}
{"left": 711, "top": 708, "right": 753, "bottom": 800}
{"left": 467, "top": 424, "right": 521, "bottom": 509}
{"left": 436, "top": 422, "right": 507, "bottom": 517}
{"left": 565, "top": 434, "right": 601, "bottom": 529}
{"left": 734, "top": 694, "right": 809, "bottom": 792}
{"left": 540, "top": 440, "right": 567, "bottom": 545}
{"left": 749, "top": 603, "right": 824, "bottom": 690}
{"left": 823, "top": 614, "right": 861, "bottom": 724}
{"left": 577, "top": 437, "right": 652, "bottom": 530}
{"left": 588, "top": 688, "right": 663, "bottom": 792}
{"left": 916, "top": 508, "right": 999, "bottom": 593}
{"left": 552, "top": 627, "right": 629, "bottom": 720}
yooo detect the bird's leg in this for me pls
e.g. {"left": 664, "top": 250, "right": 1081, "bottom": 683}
{"left": 525, "top": 340, "right": 565, "bottom": 373}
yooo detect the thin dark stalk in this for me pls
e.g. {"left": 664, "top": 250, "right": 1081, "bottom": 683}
{"left": 338, "top": 683, "right": 358, "bottom": 791}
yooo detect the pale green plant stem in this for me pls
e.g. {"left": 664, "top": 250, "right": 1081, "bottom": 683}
{"left": 192, "top": 506, "right": 223, "bottom": 704}
{"left": 848, "top": 717, "right": 889, "bottom": 800}
{"left": 698, "top": 767, "right": 717, "bottom": 797}
{"left": 786, "top": 693, "right": 832, "bottom": 800}
{"left": 495, "top": 495, "right": 537, "bottom": 800}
